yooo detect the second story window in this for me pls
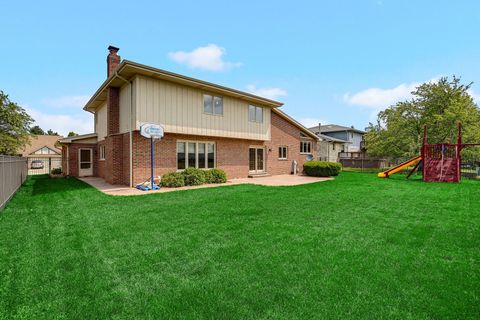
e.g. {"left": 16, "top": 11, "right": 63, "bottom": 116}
{"left": 249, "top": 105, "right": 263, "bottom": 123}
{"left": 203, "top": 94, "right": 223, "bottom": 115}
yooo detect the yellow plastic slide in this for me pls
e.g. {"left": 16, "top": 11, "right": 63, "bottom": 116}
{"left": 378, "top": 155, "right": 422, "bottom": 178}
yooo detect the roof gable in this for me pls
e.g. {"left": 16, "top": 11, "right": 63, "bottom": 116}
{"left": 31, "top": 146, "right": 61, "bottom": 155}
{"left": 20, "top": 135, "right": 62, "bottom": 157}
{"left": 85, "top": 60, "right": 284, "bottom": 112}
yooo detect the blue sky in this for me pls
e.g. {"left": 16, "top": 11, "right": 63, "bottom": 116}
{"left": 1, "top": 0, "right": 479, "bottom": 135}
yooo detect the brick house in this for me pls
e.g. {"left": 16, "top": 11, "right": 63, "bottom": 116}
{"left": 59, "top": 46, "right": 318, "bottom": 186}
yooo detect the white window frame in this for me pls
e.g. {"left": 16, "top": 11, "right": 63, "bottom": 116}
{"left": 177, "top": 140, "right": 216, "bottom": 170}
{"left": 78, "top": 148, "right": 93, "bottom": 177}
{"left": 249, "top": 146, "right": 265, "bottom": 173}
{"left": 99, "top": 145, "right": 105, "bottom": 160}
{"left": 278, "top": 146, "right": 288, "bottom": 160}
{"left": 203, "top": 94, "right": 223, "bottom": 116}
{"left": 248, "top": 105, "right": 263, "bottom": 123}
{"left": 300, "top": 141, "right": 312, "bottom": 154}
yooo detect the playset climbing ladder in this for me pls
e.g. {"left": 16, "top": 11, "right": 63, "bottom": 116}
{"left": 422, "top": 124, "right": 462, "bottom": 182}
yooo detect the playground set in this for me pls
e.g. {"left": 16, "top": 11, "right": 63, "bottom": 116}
{"left": 378, "top": 123, "right": 480, "bottom": 182}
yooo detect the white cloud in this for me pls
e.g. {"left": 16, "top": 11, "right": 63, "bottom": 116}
{"left": 343, "top": 78, "right": 442, "bottom": 110}
{"left": 343, "top": 78, "right": 441, "bottom": 121}
{"left": 299, "top": 118, "right": 329, "bottom": 129}
{"left": 168, "top": 44, "right": 242, "bottom": 71}
{"left": 43, "top": 95, "right": 90, "bottom": 108}
{"left": 468, "top": 89, "right": 480, "bottom": 104}
{"left": 343, "top": 82, "right": 418, "bottom": 109}
{"left": 246, "top": 84, "right": 287, "bottom": 100}
{"left": 26, "top": 107, "right": 93, "bottom": 136}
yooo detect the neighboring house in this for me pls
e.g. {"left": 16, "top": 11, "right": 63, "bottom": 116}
{"left": 316, "top": 134, "right": 349, "bottom": 162}
{"left": 309, "top": 124, "right": 365, "bottom": 152}
{"left": 19, "top": 135, "right": 63, "bottom": 172}
{"left": 59, "top": 46, "right": 318, "bottom": 186}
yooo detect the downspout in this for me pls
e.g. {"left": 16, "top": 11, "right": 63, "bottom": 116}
{"left": 115, "top": 72, "right": 134, "bottom": 187}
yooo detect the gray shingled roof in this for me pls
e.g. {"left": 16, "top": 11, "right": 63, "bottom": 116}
{"left": 316, "top": 133, "right": 350, "bottom": 143}
{"left": 308, "top": 124, "right": 366, "bottom": 134}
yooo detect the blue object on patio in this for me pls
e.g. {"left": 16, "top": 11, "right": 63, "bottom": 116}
{"left": 136, "top": 183, "right": 160, "bottom": 191}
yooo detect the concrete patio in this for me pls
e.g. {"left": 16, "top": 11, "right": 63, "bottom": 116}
{"left": 79, "top": 174, "right": 332, "bottom": 196}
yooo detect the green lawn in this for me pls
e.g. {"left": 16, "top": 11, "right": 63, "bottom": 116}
{"left": 1, "top": 173, "right": 479, "bottom": 319}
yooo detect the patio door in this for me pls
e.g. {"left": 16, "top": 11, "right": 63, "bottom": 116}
{"left": 78, "top": 148, "right": 93, "bottom": 177}
{"left": 249, "top": 147, "right": 265, "bottom": 174}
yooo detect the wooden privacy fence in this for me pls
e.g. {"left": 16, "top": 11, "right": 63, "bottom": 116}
{"left": 0, "top": 155, "right": 28, "bottom": 210}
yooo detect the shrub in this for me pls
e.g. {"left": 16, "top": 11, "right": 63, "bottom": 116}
{"left": 303, "top": 161, "right": 341, "bottom": 177}
{"left": 204, "top": 169, "right": 227, "bottom": 184}
{"left": 160, "top": 172, "right": 185, "bottom": 188}
{"left": 51, "top": 168, "right": 62, "bottom": 174}
{"left": 181, "top": 167, "right": 206, "bottom": 186}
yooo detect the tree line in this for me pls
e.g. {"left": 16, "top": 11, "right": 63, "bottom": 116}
{"left": 364, "top": 76, "right": 480, "bottom": 159}
{"left": 0, "top": 90, "right": 78, "bottom": 155}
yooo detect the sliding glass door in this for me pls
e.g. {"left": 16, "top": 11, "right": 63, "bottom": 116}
{"left": 249, "top": 147, "right": 264, "bottom": 174}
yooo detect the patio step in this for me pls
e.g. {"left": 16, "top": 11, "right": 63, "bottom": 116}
{"left": 248, "top": 173, "right": 270, "bottom": 178}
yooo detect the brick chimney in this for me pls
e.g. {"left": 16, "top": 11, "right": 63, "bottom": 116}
{"left": 104, "top": 45, "right": 124, "bottom": 185}
{"left": 107, "top": 45, "right": 120, "bottom": 78}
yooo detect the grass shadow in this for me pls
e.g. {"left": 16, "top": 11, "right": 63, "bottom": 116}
{"left": 30, "top": 174, "right": 91, "bottom": 196}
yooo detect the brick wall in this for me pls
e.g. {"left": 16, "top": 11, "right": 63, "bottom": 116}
{"left": 104, "top": 133, "right": 127, "bottom": 185}
{"left": 122, "top": 133, "right": 130, "bottom": 185}
{"left": 131, "top": 131, "right": 260, "bottom": 185}
{"left": 265, "top": 111, "right": 316, "bottom": 175}
{"left": 65, "top": 143, "right": 98, "bottom": 177}
{"left": 128, "top": 112, "right": 316, "bottom": 185}
{"left": 107, "top": 87, "right": 120, "bottom": 136}
{"left": 63, "top": 110, "right": 316, "bottom": 185}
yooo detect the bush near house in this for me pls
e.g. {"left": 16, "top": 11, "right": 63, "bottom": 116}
{"left": 303, "top": 160, "right": 341, "bottom": 177}
{"left": 181, "top": 168, "right": 206, "bottom": 186}
{"left": 51, "top": 168, "right": 62, "bottom": 175}
{"left": 204, "top": 168, "right": 227, "bottom": 184}
{"left": 161, "top": 168, "right": 228, "bottom": 187}
{"left": 160, "top": 172, "right": 185, "bottom": 188}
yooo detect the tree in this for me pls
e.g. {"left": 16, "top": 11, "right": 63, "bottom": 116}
{"left": 46, "top": 129, "right": 59, "bottom": 136}
{"left": 0, "top": 91, "right": 33, "bottom": 155}
{"left": 67, "top": 131, "right": 78, "bottom": 137}
{"left": 365, "top": 76, "right": 480, "bottom": 158}
{"left": 29, "top": 125, "right": 45, "bottom": 135}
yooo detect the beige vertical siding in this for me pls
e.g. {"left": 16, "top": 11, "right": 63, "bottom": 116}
{"left": 317, "top": 141, "right": 342, "bottom": 162}
{"left": 119, "top": 82, "right": 135, "bottom": 134}
{"left": 134, "top": 76, "right": 271, "bottom": 141}
{"left": 95, "top": 102, "right": 107, "bottom": 141}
